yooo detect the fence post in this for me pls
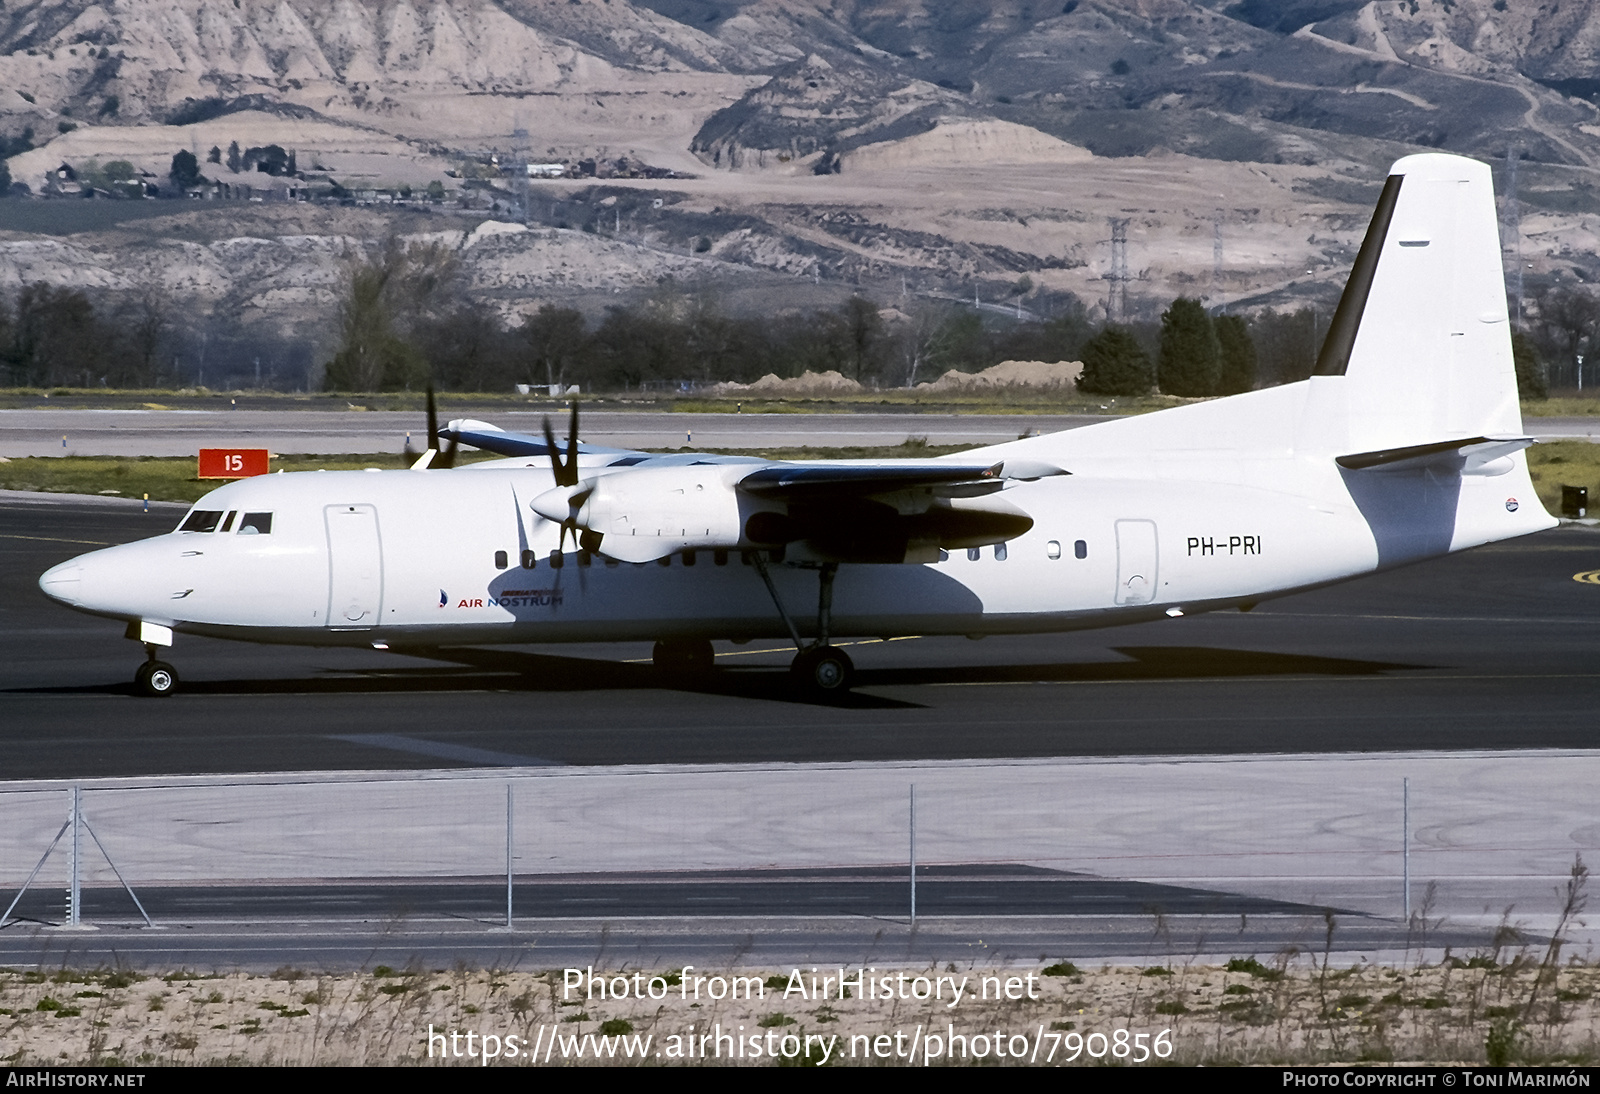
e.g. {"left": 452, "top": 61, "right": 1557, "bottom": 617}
{"left": 1402, "top": 777, "right": 1410, "bottom": 921}
{"left": 506, "top": 783, "right": 514, "bottom": 930}
{"left": 68, "top": 786, "right": 81, "bottom": 928}
{"left": 909, "top": 784, "right": 917, "bottom": 926}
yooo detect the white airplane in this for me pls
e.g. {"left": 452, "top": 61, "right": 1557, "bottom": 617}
{"left": 39, "top": 152, "right": 1554, "bottom": 698}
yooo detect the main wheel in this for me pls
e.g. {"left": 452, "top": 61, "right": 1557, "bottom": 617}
{"left": 790, "top": 646, "right": 854, "bottom": 697}
{"left": 652, "top": 638, "right": 715, "bottom": 677}
{"left": 134, "top": 660, "right": 179, "bottom": 698}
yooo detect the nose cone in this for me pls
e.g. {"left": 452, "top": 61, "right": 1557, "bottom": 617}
{"left": 39, "top": 560, "right": 82, "bottom": 605}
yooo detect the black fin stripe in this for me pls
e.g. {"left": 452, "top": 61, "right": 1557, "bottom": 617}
{"left": 1313, "top": 173, "right": 1404, "bottom": 377}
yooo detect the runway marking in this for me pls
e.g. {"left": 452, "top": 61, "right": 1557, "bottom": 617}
{"left": 1261, "top": 610, "right": 1599, "bottom": 624}
{"left": 927, "top": 672, "right": 1600, "bottom": 688}
{"left": 1575, "top": 570, "right": 1600, "bottom": 585}
{"left": 328, "top": 733, "right": 564, "bottom": 768}
{"left": 0, "top": 533, "right": 111, "bottom": 546}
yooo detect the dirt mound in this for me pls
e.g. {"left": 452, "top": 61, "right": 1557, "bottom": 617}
{"left": 711, "top": 370, "right": 864, "bottom": 395}
{"left": 845, "top": 120, "right": 1093, "bottom": 172}
{"left": 916, "top": 359, "right": 1083, "bottom": 391}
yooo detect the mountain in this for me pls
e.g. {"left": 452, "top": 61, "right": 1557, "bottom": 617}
{"left": 4, "top": 0, "right": 1600, "bottom": 380}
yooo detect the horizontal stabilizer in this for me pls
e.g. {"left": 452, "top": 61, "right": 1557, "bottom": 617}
{"left": 1336, "top": 436, "right": 1533, "bottom": 474}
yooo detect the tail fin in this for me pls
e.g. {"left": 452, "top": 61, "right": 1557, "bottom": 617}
{"left": 1301, "top": 152, "right": 1524, "bottom": 455}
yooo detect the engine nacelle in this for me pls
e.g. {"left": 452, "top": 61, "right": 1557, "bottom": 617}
{"left": 532, "top": 465, "right": 766, "bottom": 563}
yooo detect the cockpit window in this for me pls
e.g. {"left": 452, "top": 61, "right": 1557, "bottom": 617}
{"left": 179, "top": 510, "right": 223, "bottom": 533}
{"left": 219, "top": 511, "right": 236, "bottom": 533}
{"left": 238, "top": 513, "right": 273, "bottom": 536}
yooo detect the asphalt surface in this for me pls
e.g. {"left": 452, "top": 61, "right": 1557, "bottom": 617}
{"left": 2, "top": 495, "right": 1597, "bottom": 779}
{"left": 3, "top": 407, "right": 1596, "bottom": 457}
{"left": 0, "top": 409, "right": 1104, "bottom": 457}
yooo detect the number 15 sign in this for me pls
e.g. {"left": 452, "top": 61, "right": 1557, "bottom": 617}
{"left": 198, "top": 448, "right": 270, "bottom": 479}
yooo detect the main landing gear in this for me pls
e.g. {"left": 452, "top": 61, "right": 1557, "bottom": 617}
{"left": 134, "top": 645, "right": 179, "bottom": 697}
{"left": 652, "top": 638, "right": 715, "bottom": 677}
{"left": 751, "top": 556, "right": 855, "bottom": 699}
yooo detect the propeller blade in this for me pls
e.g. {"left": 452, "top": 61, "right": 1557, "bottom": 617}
{"left": 566, "top": 401, "right": 580, "bottom": 484}
{"left": 426, "top": 384, "right": 440, "bottom": 452}
{"left": 542, "top": 404, "right": 580, "bottom": 488}
{"left": 439, "top": 436, "right": 459, "bottom": 470}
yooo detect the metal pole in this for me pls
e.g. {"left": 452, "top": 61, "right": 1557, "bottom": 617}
{"left": 68, "top": 786, "right": 81, "bottom": 927}
{"left": 80, "top": 816, "right": 153, "bottom": 928}
{"left": 506, "top": 783, "right": 514, "bottom": 930}
{"left": 909, "top": 784, "right": 917, "bottom": 926}
{"left": 2, "top": 820, "right": 71, "bottom": 926}
{"left": 1403, "top": 777, "right": 1410, "bottom": 921}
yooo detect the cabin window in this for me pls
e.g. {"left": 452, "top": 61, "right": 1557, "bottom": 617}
{"left": 494, "top": 550, "right": 508, "bottom": 569}
{"left": 549, "top": 550, "right": 564, "bottom": 569}
{"left": 967, "top": 547, "right": 981, "bottom": 561}
{"left": 713, "top": 549, "right": 728, "bottom": 566}
{"left": 1046, "top": 540, "right": 1061, "bottom": 559}
{"left": 521, "top": 549, "right": 536, "bottom": 569}
{"left": 219, "top": 511, "right": 236, "bottom": 532}
{"left": 657, "top": 556, "right": 671, "bottom": 567}
{"left": 578, "top": 551, "right": 592, "bottom": 567}
{"left": 238, "top": 512, "right": 272, "bottom": 535}
{"left": 682, "top": 551, "right": 696, "bottom": 567}
{"left": 179, "top": 510, "right": 223, "bottom": 533}
{"left": 604, "top": 557, "right": 619, "bottom": 568}
{"left": 994, "top": 543, "right": 1007, "bottom": 561}
{"left": 1075, "top": 539, "right": 1088, "bottom": 559}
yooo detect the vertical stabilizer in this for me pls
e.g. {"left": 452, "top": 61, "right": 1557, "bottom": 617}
{"left": 1300, "top": 153, "right": 1523, "bottom": 456}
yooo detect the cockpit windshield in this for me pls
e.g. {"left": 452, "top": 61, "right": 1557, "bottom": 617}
{"left": 178, "top": 510, "right": 223, "bottom": 533}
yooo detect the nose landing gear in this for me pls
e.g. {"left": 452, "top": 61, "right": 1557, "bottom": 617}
{"left": 134, "top": 644, "right": 179, "bottom": 697}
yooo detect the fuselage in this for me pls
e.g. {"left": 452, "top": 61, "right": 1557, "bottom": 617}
{"left": 37, "top": 437, "right": 1539, "bottom": 650}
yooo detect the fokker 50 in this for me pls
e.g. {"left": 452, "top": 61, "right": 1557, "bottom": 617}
{"left": 40, "top": 153, "right": 1554, "bottom": 697}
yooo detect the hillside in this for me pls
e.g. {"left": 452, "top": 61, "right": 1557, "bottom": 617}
{"left": 2, "top": 0, "right": 1600, "bottom": 387}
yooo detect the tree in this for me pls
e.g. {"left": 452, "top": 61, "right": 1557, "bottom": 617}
{"left": 1213, "top": 313, "right": 1258, "bottom": 395}
{"left": 1157, "top": 296, "right": 1220, "bottom": 396}
{"left": 324, "top": 239, "right": 459, "bottom": 391}
{"left": 206, "top": 146, "right": 221, "bottom": 164}
{"left": 1249, "top": 307, "right": 1319, "bottom": 387}
{"left": 1512, "top": 330, "right": 1548, "bottom": 400}
{"left": 518, "top": 305, "right": 587, "bottom": 391}
{"left": 169, "top": 150, "right": 201, "bottom": 189}
{"left": 226, "top": 141, "right": 242, "bottom": 173}
{"left": 0, "top": 159, "right": 9, "bottom": 197}
{"left": 841, "top": 295, "right": 884, "bottom": 382}
{"left": 1531, "top": 285, "right": 1600, "bottom": 388}
{"left": 1077, "top": 325, "right": 1154, "bottom": 395}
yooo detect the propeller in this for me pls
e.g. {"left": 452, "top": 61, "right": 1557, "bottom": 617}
{"left": 425, "top": 383, "right": 458, "bottom": 470}
{"left": 541, "top": 401, "right": 583, "bottom": 552}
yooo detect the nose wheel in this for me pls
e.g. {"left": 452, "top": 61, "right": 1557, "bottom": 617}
{"left": 134, "top": 658, "right": 179, "bottom": 697}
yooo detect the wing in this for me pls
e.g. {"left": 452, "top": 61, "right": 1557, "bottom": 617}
{"left": 530, "top": 457, "right": 1067, "bottom": 564}
{"left": 440, "top": 418, "right": 643, "bottom": 460}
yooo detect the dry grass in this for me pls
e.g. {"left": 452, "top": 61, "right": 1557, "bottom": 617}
{"left": 3, "top": 949, "right": 1598, "bottom": 1065}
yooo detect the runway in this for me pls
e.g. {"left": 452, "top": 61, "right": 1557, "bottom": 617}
{"left": 0, "top": 408, "right": 1100, "bottom": 457}
{"left": 4, "top": 494, "right": 1597, "bottom": 776}
{"left": 2, "top": 407, "right": 1596, "bottom": 457}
